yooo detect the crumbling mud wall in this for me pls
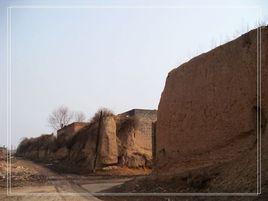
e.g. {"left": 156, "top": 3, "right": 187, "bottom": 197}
{"left": 98, "top": 116, "right": 118, "bottom": 165}
{"left": 16, "top": 134, "right": 57, "bottom": 161}
{"left": 67, "top": 123, "right": 99, "bottom": 170}
{"left": 16, "top": 109, "right": 157, "bottom": 171}
{"left": 116, "top": 109, "right": 157, "bottom": 167}
{"left": 56, "top": 122, "right": 88, "bottom": 146}
{"left": 53, "top": 123, "right": 89, "bottom": 161}
{"left": 156, "top": 26, "right": 268, "bottom": 173}
{"left": 129, "top": 109, "right": 157, "bottom": 151}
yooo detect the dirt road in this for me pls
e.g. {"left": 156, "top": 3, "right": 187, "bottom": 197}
{"left": 0, "top": 158, "right": 131, "bottom": 201}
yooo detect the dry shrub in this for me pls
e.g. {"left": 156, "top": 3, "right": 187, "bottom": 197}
{"left": 89, "top": 108, "right": 114, "bottom": 125}
{"left": 16, "top": 134, "right": 57, "bottom": 155}
{"left": 16, "top": 138, "right": 28, "bottom": 153}
{"left": 16, "top": 137, "right": 38, "bottom": 156}
{"left": 37, "top": 134, "right": 57, "bottom": 151}
{"left": 16, "top": 137, "right": 33, "bottom": 155}
{"left": 26, "top": 135, "right": 48, "bottom": 151}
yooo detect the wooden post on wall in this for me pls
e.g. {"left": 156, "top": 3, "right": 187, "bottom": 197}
{"left": 93, "top": 110, "right": 103, "bottom": 173}
{"left": 152, "top": 121, "right": 157, "bottom": 166}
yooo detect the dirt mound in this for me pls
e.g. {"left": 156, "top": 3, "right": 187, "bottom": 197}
{"left": 0, "top": 147, "right": 7, "bottom": 182}
{"left": 156, "top": 26, "right": 268, "bottom": 174}
{"left": 100, "top": 139, "right": 268, "bottom": 200}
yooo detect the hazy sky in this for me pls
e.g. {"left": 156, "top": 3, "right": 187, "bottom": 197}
{"left": 0, "top": 0, "right": 268, "bottom": 147}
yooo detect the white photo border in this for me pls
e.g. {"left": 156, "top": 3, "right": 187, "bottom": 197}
{"left": 6, "top": 5, "right": 262, "bottom": 197}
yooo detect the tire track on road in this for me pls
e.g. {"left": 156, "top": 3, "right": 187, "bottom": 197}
{"left": 50, "top": 174, "right": 101, "bottom": 201}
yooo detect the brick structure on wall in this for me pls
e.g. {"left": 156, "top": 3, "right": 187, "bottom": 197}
{"left": 57, "top": 122, "right": 88, "bottom": 145}
{"left": 119, "top": 109, "right": 157, "bottom": 151}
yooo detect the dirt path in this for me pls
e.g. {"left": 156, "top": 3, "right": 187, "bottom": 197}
{"left": 0, "top": 158, "right": 130, "bottom": 201}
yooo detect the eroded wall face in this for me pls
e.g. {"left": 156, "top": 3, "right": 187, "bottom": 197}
{"left": 116, "top": 110, "right": 157, "bottom": 167}
{"left": 17, "top": 111, "right": 157, "bottom": 170}
{"left": 98, "top": 116, "right": 118, "bottom": 165}
{"left": 134, "top": 112, "right": 157, "bottom": 151}
{"left": 156, "top": 27, "right": 268, "bottom": 171}
{"left": 57, "top": 123, "right": 87, "bottom": 146}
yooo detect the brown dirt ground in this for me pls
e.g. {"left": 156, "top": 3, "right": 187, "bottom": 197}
{"left": 97, "top": 148, "right": 268, "bottom": 201}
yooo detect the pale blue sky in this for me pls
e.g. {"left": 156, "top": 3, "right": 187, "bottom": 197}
{"left": 0, "top": 0, "right": 267, "bottom": 147}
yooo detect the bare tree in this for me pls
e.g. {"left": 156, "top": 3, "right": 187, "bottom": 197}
{"left": 73, "top": 111, "right": 86, "bottom": 122}
{"left": 48, "top": 106, "right": 73, "bottom": 130}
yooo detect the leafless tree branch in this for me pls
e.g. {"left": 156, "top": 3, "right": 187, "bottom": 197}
{"left": 73, "top": 111, "right": 86, "bottom": 122}
{"left": 48, "top": 106, "right": 73, "bottom": 130}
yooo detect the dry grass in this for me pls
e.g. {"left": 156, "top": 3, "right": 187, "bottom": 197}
{"left": 88, "top": 108, "right": 114, "bottom": 125}
{"left": 16, "top": 134, "right": 57, "bottom": 156}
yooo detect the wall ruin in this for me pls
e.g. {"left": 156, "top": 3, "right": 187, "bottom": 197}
{"left": 16, "top": 109, "right": 157, "bottom": 171}
{"left": 155, "top": 27, "right": 268, "bottom": 174}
